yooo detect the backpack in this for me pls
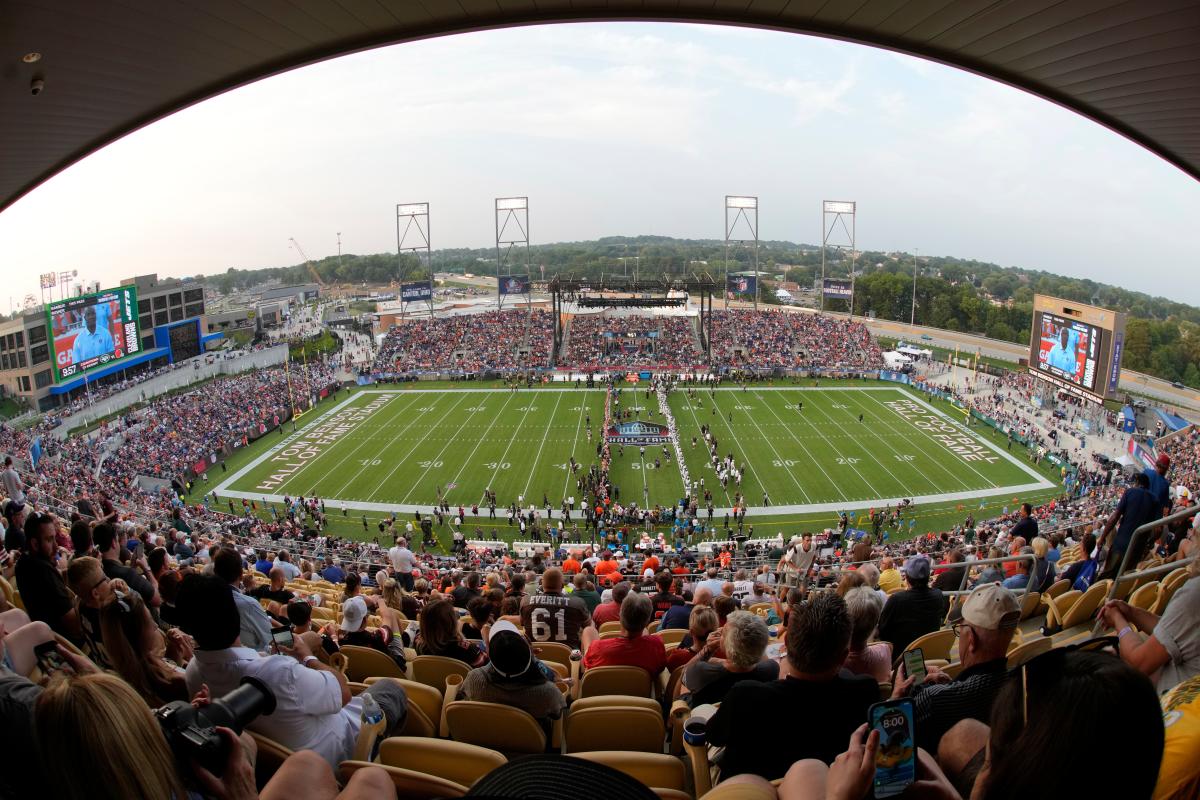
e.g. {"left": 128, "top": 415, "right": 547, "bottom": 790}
{"left": 1072, "top": 558, "right": 1098, "bottom": 592}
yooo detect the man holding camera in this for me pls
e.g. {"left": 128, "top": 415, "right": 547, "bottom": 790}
{"left": 178, "top": 574, "right": 408, "bottom": 768}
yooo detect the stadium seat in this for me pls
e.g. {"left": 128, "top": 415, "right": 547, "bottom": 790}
{"left": 377, "top": 737, "right": 506, "bottom": 787}
{"left": 1152, "top": 570, "right": 1191, "bottom": 615}
{"left": 646, "top": 620, "right": 661, "bottom": 634}
{"left": 1006, "top": 636, "right": 1052, "bottom": 668}
{"left": 310, "top": 606, "right": 336, "bottom": 622}
{"left": 0, "top": 575, "right": 21, "bottom": 610}
{"left": 340, "top": 645, "right": 405, "bottom": 682}
{"left": 571, "top": 751, "right": 687, "bottom": 795}
{"left": 339, "top": 760, "right": 468, "bottom": 799}
{"left": 655, "top": 628, "right": 687, "bottom": 646}
{"left": 1058, "top": 580, "right": 1112, "bottom": 630}
{"left": 367, "top": 677, "right": 441, "bottom": 738}
{"left": 444, "top": 701, "right": 547, "bottom": 756}
{"left": 599, "top": 630, "right": 624, "bottom": 640}
{"left": 533, "top": 641, "right": 573, "bottom": 669}
{"left": 411, "top": 655, "right": 472, "bottom": 694}
{"left": 565, "top": 701, "right": 665, "bottom": 753}
{"left": 599, "top": 621, "right": 623, "bottom": 634}
{"left": 1044, "top": 579, "right": 1070, "bottom": 600}
{"left": 578, "top": 665, "right": 653, "bottom": 699}
{"left": 248, "top": 730, "right": 294, "bottom": 786}
{"left": 1127, "top": 581, "right": 1160, "bottom": 613}
{"left": 748, "top": 602, "right": 772, "bottom": 617}
{"left": 1018, "top": 591, "right": 1042, "bottom": 621}
{"left": 900, "top": 629, "right": 955, "bottom": 664}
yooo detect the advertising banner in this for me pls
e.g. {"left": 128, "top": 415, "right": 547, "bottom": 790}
{"left": 400, "top": 281, "right": 432, "bottom": 303}
{"left": 499, "top": 275, "right": 531, "bottom": 295}
{"left": 605, "top": 419, "right": 671, "bottom": 445}
{"left": 822, "top": 278, "right": 852, "bottom": 299}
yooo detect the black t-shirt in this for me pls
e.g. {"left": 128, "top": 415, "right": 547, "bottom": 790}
{"left": 707, "top": 672, "right": 878, "bottom": 779}
{"left": 451, "top": 585, "right": 481, "bottom": 608}
{"left": 684, "top": 659, "right": 779, "bottom": 707}
{"left": 14, "top": 554, "right": 73, "bottom": 633}
{"left": 651, "top": 591, "right": 684, "bottom": 620}
{"left": 249, "top": 585, "right": 295, "bottom": 604}
{"left": 102, "top": 558, "right": 155, "bottom": 608}
{"left": 3, "top": 524, "right": 24, "bottom": 553}
{"left": 877, "top": 586, "right": 945, "bottom": 653}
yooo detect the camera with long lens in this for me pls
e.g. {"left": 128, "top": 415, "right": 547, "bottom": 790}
{"left": 155, "top": 677, "right": 276, "bottom": 775}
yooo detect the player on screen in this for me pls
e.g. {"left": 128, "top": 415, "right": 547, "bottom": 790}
{"left": 71, "top": 305, "right": 115, "bottom": 364}
{"left": 1045, "top": 325, "right": 1077, "bottom": 374}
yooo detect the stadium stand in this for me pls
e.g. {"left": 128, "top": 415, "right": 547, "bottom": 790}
{"left": 372, "top": 310, "right": 553, "bottom": 375}
{"left": 710, "top": 310, "right": 884, "bottom": 371}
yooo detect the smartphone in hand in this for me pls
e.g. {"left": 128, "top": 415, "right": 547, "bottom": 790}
{"left": 271, "top": 626, "right": 295, "bottom": 650}
{"left": 34, "top": 641, "right": 68, "bottom": 676}
{"left": 903, "top": 647, "right": 927, "bottom": 686}
{"left": 870, "top": 698, "right": 916, "bottom": 798}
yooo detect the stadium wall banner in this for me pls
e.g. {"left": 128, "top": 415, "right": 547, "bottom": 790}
{"left": 726, "top": 275, "right": 756, "bottom": 296}
{"left": 878, "top": 370, "right": 911, "bottom": 385}
{"left": 822, "top": 278, "right": 852, "bottom": 299}
{"left": 499, "top": 275, "right": 531, "bottom": 295}
{"left": 400, "top": 281, "right": 432, "bottom": 302}
{"left": 605, "top": 419, "right": 671, "bottom": 445}
{"left": 1107, "top": 331, "right": 1124, "bottom": 395}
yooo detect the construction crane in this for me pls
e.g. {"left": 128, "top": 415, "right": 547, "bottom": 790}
{"left": 289, "top": 237, "right": 324, "bottom": 286}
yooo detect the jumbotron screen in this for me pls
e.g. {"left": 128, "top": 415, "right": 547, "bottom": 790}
{"left": 47, "top": 286, "right": 142, "bottom": 381}
{"left": 1035, "top": 312, "right": 1100, "bottom": 392}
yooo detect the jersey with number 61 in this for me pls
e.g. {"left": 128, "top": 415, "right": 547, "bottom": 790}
{"left": 521, "top": 592, "right": 590, "bottom": 649}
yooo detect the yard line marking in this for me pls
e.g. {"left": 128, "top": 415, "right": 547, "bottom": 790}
{"left": 677, "top": 394, "right": 732, "bottom": 507}
{"left": 445, "top": 391, "right": 518, "bottom": 505}
{"left": 521, "top": 391, "right": 564, "bottom": 500}
{"left": 559, "top": 392, "right": 589, "bottom": 501}
{"left": 273, "top": 393, "right": 419, "bottom": 496}
{"left": 331, "top": 393, "right": 448, "bottom": 498}
{"left": 718, "top": 390, "right": 798, "bottom": 504}
{"left": 480, "top": 392, "right": 539, "bottom": 502}
{"left": 753, "top": 390, "right": 847, "bottom": 502}
{"left": 364, "top": 392, "right": 470, "bottom": 502}
{"left": 399, "top": 396, "right": 494, "bottom": 505}
{"left": 804, "top": 391, "right": 909, "bottom": 496}
{"left": 842, "top": 390, "right": 974, "bottom": 492}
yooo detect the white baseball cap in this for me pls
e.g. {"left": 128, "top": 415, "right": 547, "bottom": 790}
{"left": 339, "top": 596, "right": 368, "bottom": 631}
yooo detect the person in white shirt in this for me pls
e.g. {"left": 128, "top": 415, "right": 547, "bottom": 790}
{"left": 388, "top": 537, "right": 417, "bottom": 591}
{"left": 179, "top": 574, "right": 408, "bottom": 768}
{"left": 778, "top": 533, "right": 817, "bottom": 590}
{"left": 1, "top": 457, "right": 24, "bottom": 504}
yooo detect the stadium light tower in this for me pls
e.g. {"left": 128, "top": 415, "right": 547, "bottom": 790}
{"left": 396, "top": 202, "right": 432, "bottom": 321}
{"left": 910, "top": 248, "right": 920, "bottom": 329}
{"left": 495, "top": 197, "right": 530, "bottom": 312}
{"left": 724, "top": 196, "right": 759, "bottom": 310}
{"left": 820, "top": 201, "right": 856, "bottom": 316}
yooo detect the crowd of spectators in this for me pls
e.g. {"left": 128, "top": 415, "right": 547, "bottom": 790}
{"left": 371, "top": 310, "right": 553, "bottom": 375}
{"left": 709, "top": 310, "right": 883, "bottom": 371}
{"left": 560, "top": 314, "right": 703, "bottom": 370}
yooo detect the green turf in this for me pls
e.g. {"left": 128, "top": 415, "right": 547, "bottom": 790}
{"left": 213, "top": 382, "right": 1055, "bottom": 543}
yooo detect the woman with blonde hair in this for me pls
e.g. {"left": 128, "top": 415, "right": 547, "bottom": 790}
{"left": 35, "top": 672, "right": 187, "bottom": 800}
{"left": 99, "top": 589, "right": 191, "bottom": 704}
{"left": 380, "top": 576, "right": 420, "bottom": 619}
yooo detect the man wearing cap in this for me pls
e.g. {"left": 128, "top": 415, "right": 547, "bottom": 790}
{"left": 335, "top": 594, "right": 409, "bottom": 670}
{"left": 1146, "top": 453, "right": 1172, "bottom": 519}
{"left": 461, "top": 620, "right": 565, "bottom": 732}
{"left": 777, "top": 533, "right": 816, "bottom": 591}
{"left": 892, "top": 583, "right": 1020, "bottom": 753}
{"left": 877, "top": 555, "right": 944, "bottom": 653}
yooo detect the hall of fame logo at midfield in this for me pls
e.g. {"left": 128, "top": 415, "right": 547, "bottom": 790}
{"left": 605, "top": 420, "right": 671, "bottom": 445}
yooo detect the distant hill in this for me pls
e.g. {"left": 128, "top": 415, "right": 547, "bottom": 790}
{"left": 214, "top": 236, "right": 1200, "bottom": 388}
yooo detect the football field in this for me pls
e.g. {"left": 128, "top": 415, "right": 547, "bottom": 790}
{"left": 215, "top": 383, "right": 1054, "bottom": 518}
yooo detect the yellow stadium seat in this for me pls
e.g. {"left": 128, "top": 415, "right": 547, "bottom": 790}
{"left": 572, "top": 751, "right": 687, "bottom": 793}
{"left": 1152, "top": 571, "right": 1192, "bottom": 616}
{"left": 340, "top": 644, "right": 405, "bottom": 682}
{"left": 655, "top": 628, "right": 687, "bottom": 646}
{"left": 1018, "top": 591, "right": 1042, "bottom": 621}
{"left": 247, "top": 730, "right": 294, "bottom": 785}
{"left": 377, "top": 737, "right": 506, "bottom": 787}
{"left": 902, "top": 629, "right": 955, "bottom": 662}
{"left": 748, "top": 602, "right": 772, "bottom": 617}
{"left": 369, "top": 677, "right": 441, "bottom": 738}
{"left": 410, "top": 655, "right": 472, "bottom": 695}
{"left": 599, "top": 621, "right": 623, "bottom": 634}
{"left": 532, "top": 641, "right": 572, "bottom": 669}
{"left": 339, "top": 761, "right": 467, "bottom": 799}
{"left": 646, "top": 620, "right": 661, "bottom": 634}
{"left": 578, "top": 665, "right": 653, "bottom": 699}
{"left": 565, "top": 704, "right": 665, "bottom": 753}
{"left": 1053, "top": 580, "right": 1112, "bottom": 631}
{"left": 444, "top": 701, "right": 547, "bottom": 757}
{"left": 1006, "top": 636, "right": 1052, "bottom": 668}
{"left": 1127, "top": 581, "right": 1160, "bottom": 613}
{"left": 599, "top": 630, "right": 623, "bottom": 640}
{"left": 1044, "top": 579, "right": 1070, "bottom": 600}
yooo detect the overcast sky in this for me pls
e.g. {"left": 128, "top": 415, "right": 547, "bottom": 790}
{"left": 1, "top": 22, "right": 1198, "bottom": 307}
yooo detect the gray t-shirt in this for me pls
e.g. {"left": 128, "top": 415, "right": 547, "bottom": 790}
{"left": 1154, "top": 574, "right": 1200, "bottom": 694}
{"left": 461, "top": 666, "right": 565, "bottom": 721}
{"left": 0, "top": 469, "right": 22, "bottom": 503}
{"left": 684, "top": 658, "right": 779, "bottom": 707}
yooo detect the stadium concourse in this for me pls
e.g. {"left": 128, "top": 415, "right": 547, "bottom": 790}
{"left": 0, "top": 308, "right": 1195, "bottom": 800}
